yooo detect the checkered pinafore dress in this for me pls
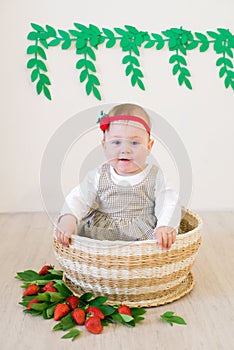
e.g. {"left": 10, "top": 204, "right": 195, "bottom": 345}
{"left": 78, "top": 163, "right": 158, "bottom": 241}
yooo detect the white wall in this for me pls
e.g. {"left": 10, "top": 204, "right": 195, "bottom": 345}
{"left": 1, "top": 0, "right": 234, "bottom": 212}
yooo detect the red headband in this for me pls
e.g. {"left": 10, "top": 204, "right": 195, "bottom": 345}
{"left": 99, "top": 115, "right": 151, "bottom": 135}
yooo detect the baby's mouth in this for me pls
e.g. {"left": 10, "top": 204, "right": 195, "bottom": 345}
{"left": 119, "top": 158, "right": 131, "bottom": 162}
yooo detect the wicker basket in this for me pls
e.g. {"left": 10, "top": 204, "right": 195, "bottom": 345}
{"left": 53, "top": 208, "right": 202, "bottom": 307}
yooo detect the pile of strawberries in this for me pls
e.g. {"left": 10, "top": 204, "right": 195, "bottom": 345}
{"left": 17, "top": 264, "right": 146, "bottom": 340}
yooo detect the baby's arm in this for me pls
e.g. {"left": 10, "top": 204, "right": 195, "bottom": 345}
{"left": 154, "top": 169, "right": 181, "bottom": 250}
{"left": 55, "top": 214, "right": 77, "bottom": 247}
{"left": 55, "top": 167, "right": 100, "bottom": 246}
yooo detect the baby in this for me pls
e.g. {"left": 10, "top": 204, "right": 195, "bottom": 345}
{"left": 55, "top": 103, "right": 181, "bottom": 249}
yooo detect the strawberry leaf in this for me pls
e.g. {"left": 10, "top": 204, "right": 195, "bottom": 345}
{"left": 16, "top": 270, "right": 39, "bottom": 281}
{"left": 160, "top": 311, "right": 187, "bottom": 326}
{"left": 61, "top": 329, "right": 81, "bottom": 341}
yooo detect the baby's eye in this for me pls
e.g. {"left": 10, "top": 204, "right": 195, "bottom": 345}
{"left": 112, "top": 140, "right": 121, "bottom": 145}
{"left": 131, "top": 140, "right": 139, "bottom": 146}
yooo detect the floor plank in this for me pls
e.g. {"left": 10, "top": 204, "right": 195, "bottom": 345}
{"left": 0, "top": 211, "right": 233, "bottom": 350}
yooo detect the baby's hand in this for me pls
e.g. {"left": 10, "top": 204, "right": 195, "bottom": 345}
{"left": 55, "top": 214, "right": 77, "bottom": 247}
{"left": 154, "top": 226, "right": 176, "bottom": 250}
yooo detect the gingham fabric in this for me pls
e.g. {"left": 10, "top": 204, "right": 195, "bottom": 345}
{"left": 78, "top": 163, "right": 158, "bottom": 241}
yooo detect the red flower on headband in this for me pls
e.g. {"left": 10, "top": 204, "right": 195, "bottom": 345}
{"left": 99, "top": 116, "right": 110, "bottom": 131}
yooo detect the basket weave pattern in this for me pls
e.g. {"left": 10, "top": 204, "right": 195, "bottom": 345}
{"left": 53, "top": 208, "right": 202, "bottom": 307}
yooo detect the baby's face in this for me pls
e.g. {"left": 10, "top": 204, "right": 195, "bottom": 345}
{"left": 102, "top": 122, "right": 154, "bottom": 176}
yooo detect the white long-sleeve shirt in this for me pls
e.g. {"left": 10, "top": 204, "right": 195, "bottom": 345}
{"left": 60, "top": 163, "right": 181, "bottom": 230}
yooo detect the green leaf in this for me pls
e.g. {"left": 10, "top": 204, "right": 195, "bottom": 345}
{"left": 53, "top": 282, "right": 72, "bottom": 298}
{"left": 102, "top": 28, "right": 114, "bottom": 38}
{"left": 207, "top": 31, "right": 220, "bottom": 39}
{"left": 214, "top": 40, "right": 225, "bottom": 54}
{"left": 130, "top": 308, "right": 146, "bottom": 317}
{"left": 131, "top": 44, "right": 140, "bottom": 56}
{"left": 40, "top": 39, "right": 48, "bottom": 49}
{"left": 111, "top": 313, "right": 124, "bottom": 323}
{"left": 184, "top": 77, "right": 192, "bottom": 89}
{"left": 27, "top": 59, "right": 37, "bottom": 69}
{"left": 39, "top": 73, "right": 51, "bottom": 86}
{"left": 37, "top": 292, "right": 51, "bottom": 302}
{"left": 144, "top": 40, "right": 155, "bottom": 48}
{"left": 74, "top": 22, "right": 89, "bottom": 33}
{"left": 178, "top": 73, "right": 184, "bottom": 86}
{"left": 156, "top": 40, "right": 165, "bottom": 50}
{"left": 61, "top": 39, "right": 71, "bottom": 50}
{"left": 27, "top": 45, "right": 38, "bottom": 54}
{"left": 16, "top": 270, "right": 39, "bottom": 281}
{"left": 199, "top": 41, "right": 209, "bottom": 52}
{"left": 224, "top": 75, "right": 231, "bottom": 88}
{"left": 79, "top": 292, "right": 93, "bottom": 302}
{"left": 162, "top": 311, "right": 174, "bottom": 317}
{"left": 31, "top": 302, "right": 48, "bottom": 311}
{"left": 86, "top": 80, "right": 92, "bottom": 95}
{"left": 225, "top": 47, "right": 234, "bottom": 58}
{"left": 120, "top": 37, "right": 130, "bottom": 49}
{"left": 217, "top": 28, "right": 232, "bottom": 38}
{"left": 93, "top": 86, "right": 102, "bottom": 100}
{"left": 186, "top": 41, "right": 198, "bottom": 50}
{"left": 86, "top": 47, "right": 96, "bottom": 60}
{"left": 36, "top": 60, "right": 48, "bottom": 72}
{"left": 61, "top": 329, "right": 81, "bottom": 341}
{"left": 48, "top": 38, "right": 61, "bottom": 47}
{"left": 122, "top": 55, "right": 140, "bottom": 66}
{"left": 180, "top": 67, "right": 191, "bottom": 76}
{"left": 119, "top": 314, "right": 134, "bottom": 322}
{"left": 114, "top": 27, "right": 128, "bottom": 36}
{"left": 89, "top": 36, "right": 99, "bottom": 47}
{"left": 169, "top": 54, "right": 187, "bottom": 65}
{"left": 69, "top": 29, "right": 80, "bottom": 37}
{"left": 219, "top": 66, "right": 226, "bottom": 77}
{"left": 45, "top": 25, "right": 57, "bottom": 37}
{"left": 137, "top": 78, "right": 145, "bottom": 91}
{"left": 37, "top": 46, "right": 47, "bottom": 59}
{"left": 27, "top": 31, "right": 39, "bottom": 40}
{"left": 31, "top": 23, "right": 44, "bottom": 32}
{"left": 98, "top": 305, "right": 116, "bottom": 316}
{"left": 36, "top": 80, "right": 43, "bottom": 94}
{"left": 31, "top": 69, "right": 39, "bottom": 82}
{"left": 216, "top": 57, "right": 233, "bottom": 68}
{"left": 43, "top": 86, "right": 52, "bottom": 100}
{"left": 160, "top": 311, "right": 187, "bottom": 326}
{"left": 76, "top": 59, "right": 86, "bottom": 69}
{"left": 131, "top": 73, "right": 137, "bottom": 86}
{"left": 168, "top": 38, "right": 177, "bottom": 50}
{"left": 195, "top": 32, "right": 208, "bottom": 42}
{"left": 172, "top": 63, "right": 180, "bottom": 75}
{"left": 80, "top": 69, "right": 88, "bottom": 82}
{"left": 46, "top": 304, "right": 56, "bottom": 318}
{"left": 88, "top": 74, "right": 100, "bottom": 85}
{"left": 89, "top": 296, "right": 108, "bottom": 306}
{"left": 49, "top": 292, "right": 66, "bottom": 303}
{"left": 85, "top": 60, "right": 96, "bottom": 72}
{"left": 125, "top": 64, "right": 133, "bottom": 76}
{"left": 106, "top": 38, "right": 116, "bottom": 48}
{"left": 125, "top": 25, "right": 138, "bottom": 34}
{"left": 89, "top": 24, "right": 101, "bottom": 35}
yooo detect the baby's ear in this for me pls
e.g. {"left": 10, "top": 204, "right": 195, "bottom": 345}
{"left": 101, "top": 138, "right": 106, "bottom": 149}
{"left": 148, "top": 138, "right": 154, "bottom": 151}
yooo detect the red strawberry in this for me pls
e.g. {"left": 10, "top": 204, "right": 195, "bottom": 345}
{"left": 118, "top": 305, "right": 132, "bottom": 316}
{"left": 27, "top": 298, "right": 40, "bottom": 310}
{"left": 54, "top": 303, "right": 70, "bottom": 321}
{"left": 23, "top": 284, "right": 39, "bottom": 296}
{"left": 41, "top": 282, "right": 57, "bottom": 293}
{"left": 66, "top": 296, "right": 79, "bottom": 310}
{"left": 86, "top": 306, "right": 105, "bottom": 320}
{"left": 85, "top": 316, "right": 103, "bottom": 334}
{"left": 72, "top": 308, "right": 86, "bottom": 325}
{"left": 38, "top": 265, "right": 53, "bottom": 275}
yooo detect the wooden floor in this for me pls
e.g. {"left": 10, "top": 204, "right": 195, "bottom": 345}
{"left": 0, "top": 211, "right": 234, "bottom": 350}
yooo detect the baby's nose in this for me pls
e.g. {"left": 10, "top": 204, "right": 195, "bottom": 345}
{"left": 120, "top": 140, "right": 131, "bottom": 153}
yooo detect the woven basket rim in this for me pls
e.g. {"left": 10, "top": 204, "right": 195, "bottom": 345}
{"left": 68, "top": 207, "right": 202, "bottom": 248}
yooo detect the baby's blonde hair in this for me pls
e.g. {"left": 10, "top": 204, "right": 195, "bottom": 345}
{"left": 108, "top": 103, "right": 151, "bottom": 128}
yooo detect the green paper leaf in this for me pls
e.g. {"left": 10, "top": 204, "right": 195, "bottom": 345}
{"left": 69, "top": 29, "right": 81, "bottom": 37}
{"left": 186, "top": 41, "right": 199, "bottom": 50}
{"left": 102, "top": 28, "right": 114, "bottom": 38}
{"left": 114, "top": 27, "right": 128, "bottom": 36}
{"left": 61, "top": 329, "right": 81, "bottom": 341}
{"left": 74, "top": 22, "right": 89, "bottom": 33}
{"left": 31, "top": 69, "right": 39, "bottom": 82}
{"left": 169, "top": 54, "right": 187, "bottom": 65}
{"left": 133, "top": 68, "right": 144, "bottom": 77}
{"left": 93, "top": 86, "right": 102, "bottom": 100}
{"left": 31, "top": 23, "right": 44, "bottom": 32}
{"left": 144, "top": 40, "right": 155, "bottom": 48}
{"left": 178, "top": 73, "right": 184, "bottom": 86}
{"left": 36, "top": 60, "right": 47, "bottom": 72}
{"left": 85, "top": 60, "right": 96, "bottom": 72}
{"left": 125, "top": 64, "right": 133, "bottom": 76}
{"left": 86, "top": 47, "right": 96, "bottom": 60}
{"left": 27, "top": 59, "right": 37, "bottom": 69}
{"left": 137, "top": 78, "right": 145, "bottom": 90}
{"left": 184, "top": 77, "right": 192, "bottom": 89}
{"left": 27, "top": 45, "right": 38, "bottom": 54}
{"left": 89, "top": 36, "right": 99, "bottom": 47}
{"left": 217, "top": 28, "right": 232, "bottom": 38}
{"left": 88, "top": 74, "right": 100, "bottom": 85}
{"left": 131, "top": 44, "right": 140, "bottom": 56}
{"left": 199, "top": 41, "right": 209, "bottom": 52}
{"left": 43, "top": 85, "right": 52, "bottom": 100}
{"left": 106, "top": 38, "right": 116, "bottom": 48}
{"left": 195, "top": 32, "right": 208, "bottom": 42}
{"left": 45, "top": 25, "right": 57, "bottom": 37}
{"left": 125, "top": 25, "right": 138, "bottom": 34}
{"left": 36, "top": 80, "right": 43, "bottom": 94}
{"left": 168, "top": 38, "right": 177, "bottom": 50}
{"left": 86, "top": 80, "right": 92, "bottom": 95}
{"left": 27, "top": 31, "right": 39, "bottom": 40}
{"left": 122, "top": 55, "right": 140, "bottom": 66}
{"left": 224, "top": 75, "right": 231, "bottom": 88}
{"left": 216, "top": 57, "right": 233, "bottom": 68}
{"left": 37, "top": 46, "right": 47, "bottom": 59}
{"left": 79, "top": 69, "right": 88, "bottom": 82}
{"left": 219, "top": 66, "right": 226, "bottom": 77}
{"left": 207, "top": 31, "right": 220, "bottom": 39}
{"left": 131, "top": 73, "right": 137, "bottom": 86}
{"left": 120, "top": 37, "right": 131, "bottom": 49}
{"left": 180, "top": 67, "right": 191, "bottom": 76}
{"left": 76, "top": 38, "right": 86, "bottom": 49}
{"left": 40, "top": 39, "right": 49, "bottom": 49}
{"left": 89, "top": 24, "right": 101, "bottom": 35}
{"left": 48, "top": 38, "right": 61, "bottom": 47}
{"left": 172, "top": 63, "right": 180, "bottom": 75}
{"left": 225, "top": 47, "right": 233, "bottom": 58}
{"left": 76, "top": 59, "right": 86, "bottom": 69}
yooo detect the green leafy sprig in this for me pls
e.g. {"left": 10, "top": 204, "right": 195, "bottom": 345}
{"left": 26, "top": 24, "right": 234, "bottom": 101}
{"left": 16, "top": 266, "right": 146, "bottom": 341}
{"left": 160, "top": 311, "right": 187, "bottom": 326}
